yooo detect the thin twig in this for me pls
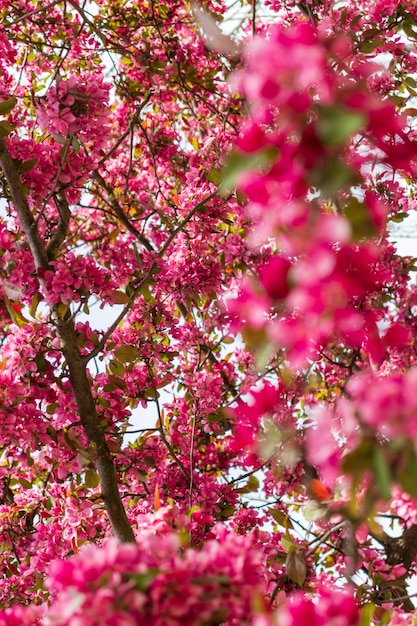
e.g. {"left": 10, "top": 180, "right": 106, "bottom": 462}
{"left": 155, "top": 394, "right": 190, "bottom": 482}
{"left": 305, "top": 521, "right": 346, "bottom": 557}
{"left": 158, "top": 190, "right": 218, "bottom": 258}
{"left": 98, "top": 91, "right": 154, "bottom": 167}
{"left": 92, "top": 171, "right": 155, "bottom": 251}
{"left": 228, "top": 452, "right": 278, "bottom": 485}
{"left": 85, "top": 190, "right": 219, "bottom": 362}
{"left": 8, "top": 0, "right": 62, "bottom": 26}
{"left": 189, "top": 409, "right": 196, "bottom": 508}
{"left": 46, "top": 192, "right": 71, "bottom": 260}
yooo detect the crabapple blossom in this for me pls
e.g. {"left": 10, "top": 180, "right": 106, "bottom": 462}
{"left": 1, "top": 0, "right": 417, "bottom": 624}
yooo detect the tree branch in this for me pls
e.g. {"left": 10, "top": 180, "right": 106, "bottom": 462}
{"left": 46, "top": 192, "right": 71, "bottom": 260}
{"left": 56, "top": 317, "right": 136, "bottom": 543}
{"left": 0, "top": 138, "right": 49, "bottom": 271}
{"left": 384, "top": 524, "right": 417, "bottom": 570}
{"left": 92, "top": 170, "right": 154, "bottom": 251}
{"left": 8, "top": 0, "right": 63, "bottom": 26}
{"left": 0, "top": 136, "right": 136, "bottom": 544}
{"left": 372, "top": 524, "right": 417, "bottom": 611}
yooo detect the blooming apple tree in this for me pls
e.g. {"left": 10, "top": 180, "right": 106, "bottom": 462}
{"left": 1, "top": 0, "right": 417, "bottom": 623}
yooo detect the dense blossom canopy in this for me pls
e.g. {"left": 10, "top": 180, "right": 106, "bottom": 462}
{"left": 1, "top": 0, "right": 417, "bottom": 624}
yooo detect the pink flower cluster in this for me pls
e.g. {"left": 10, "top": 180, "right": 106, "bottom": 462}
{"left": 230, "top": 242, "right": 389, "bottom": 366}
{"left": 305, "top": 367, "right": 417, "bottom": 486}
{"left": 228, "top": 21, "right": 417, "bottom": 366}
{"left": 37, "top": 527, "right": 264, "bottom": 625}
{"left": 340, "top": 368, "right": 417, "bottom": 442}
{"left": 37, "top": 75, "right": 111, "bottom": 148}
{"left": 40, "top": 252, "right": 118, "bottom": 306}
{"left": 276, "top": 588, "right": 359, "bottom": 626}
{"left": 0, "top": 605, "right": 40, "bottom": 626}
{"left": 234, "top": 22, "right": 328, "bottom": 126}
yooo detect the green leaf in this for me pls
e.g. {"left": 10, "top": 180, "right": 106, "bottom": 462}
{"left": 109, "top": 359, "right": 125, "bottom": 376}
{"left": 9, "top": 395, "right": 27, "bottom": 408}
{"left": 220, "top": 146, "right": 278, "bottom": 194}
{"left": 29, "top": 292, "right": 42, "bottom": 318}
{"left": 246, "top": 475, "right": 260, "bottom": 492}
{"left": 389, "top": 212, "right": 408, "bottom": 223}
{"left": 391, "top": 95, "right": 407, "bottom": 107}
{"left": 403, "top": 21, "right": 417, "bottom": 39}
{"left": 71, "top": 136, "right": 81, "bottom": 154}
{"left": 191, "top": 575, "right": 230, "bottom": 585}
{"left": 362, "top": 28, "right": 380, "bottom": 39}
{"left": 396, "top": 447, "right": 417, "bottom": 499}
{"left": 35, "top": 354, "right": 47, "bottom": 373}
{"left": 159, "top": 350, "right": 178, "bottom": 362}
{"left": 343, "top": 197, "right": 377, "bottom": 241}
{"left": 0, "top": 121, "right": 15, "bottom": 136}
{"left": 207, "top": 411, "right": 225, "bottom": 423}
{"left": 219, "top": 503, "right": 235, "bottom": 518}
{"left": 26, "top": 447, "right": 34, "bottom": 468}
{"left": 286, "top": 549, "right": 307, "bottom": 587}
{"left": 350, "top": 14, "right": 363, "bottom": 28}
{"left": 303, "top": 501, "right": 327, "bottom": 522}
{"left": 84, "top": 469, "right": 100, "bottom": 489}
{"left": 316, "top": 105, "right": 367, "bottom": 145}
{"left": 405, "top": 76, "right": 417, "bottom": 88}
{"left": 207, "top": 166, "right": 221, "bottom": 185}
{"left": 359, "top": 603, "right": 375, "bottom": 626}
{"left": 309, "top": 159, "right": 359, "bottom": 197}
{"left": 235, "top": 475, "right": 259, "bottom": 494}
{"left": 46, "top": 402, "right": 59, "bottom": 415}
{"left": 281, "top": 534, "right": 295, "bottom": 551}
{"left": 268, "top": 508, "right": 294, "bottom": 529}
{"left": 112, "top": 290, "right": 130, "bottom": 304}
{"left": 128, "top": 568, "right": 160, "bottom": 591}
{"left": 57, "top": 302, "right": 69, "bottom": 319}
{"left": 107, "top": 374, "right": 127, "bottom": 390}
{"left": 342, "top": 438, "right": 373, "bottom": 476}
{"left": 63, "top": 429, "right": 83, "bottom": 451}
{"left": 103, "top": 383, "right": 117, "bottom": 392}
{"left": 19, "top": 158, "right": 38, "bottom": 173}
{"left": 139, "top": 283, "right": 154, "bottom": 303}
{"left": 372, "top": 447, "right": 391, "bottom": 500}
{"left": 114, "top": 345, "right": 140, "bottom": 362}
{"left": 19, "top": 477, "right": 32, "bottom": 489}
{"left": 0, "top": 96, "right": 17, "bottom": 115}
{"left": 360, "top": 40, "right": 384, "bottom": 53}
{"left": 4, "top": 296, "right": 28, "bottom": 326}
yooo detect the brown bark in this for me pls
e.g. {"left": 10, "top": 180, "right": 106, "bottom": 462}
{"left": 380, "top": 525, "right": 417, "bottom": 612}
{"left": 0, "top": 136, "right": 136, "bottom": 543}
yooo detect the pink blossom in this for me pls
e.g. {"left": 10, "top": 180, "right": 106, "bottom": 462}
{"left": 37, "top": 75, "right": 111, "bottom": 151}
{"left": 278, "top": 588, "right": 359, "bottom": 626}
{"left": 43, "top": 530, "right": 265, "bottom": 625}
